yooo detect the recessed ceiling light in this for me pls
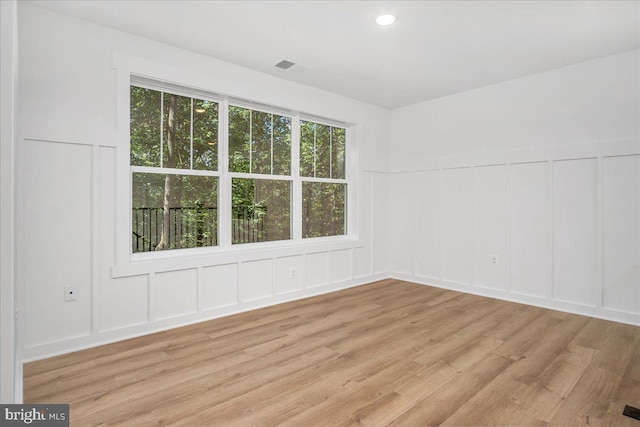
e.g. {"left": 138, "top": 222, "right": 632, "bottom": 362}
{"left": 376, "top": 13, "right": 396, "bottom": 26}
{"left": 194, "top": 107, "right": 206, "bottom": 113}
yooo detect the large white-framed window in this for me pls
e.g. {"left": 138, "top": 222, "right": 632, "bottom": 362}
{"left": 114, "top": 56, "right": 357, "bottom": 271}
{"left": 129, "top": 77, "right": 222, "bottom": 253}
{"left": 300, "top": 119, "right": 347, "bottom": 239}
{"left": 227, "top": 103, "right": 294, "bottom": 244}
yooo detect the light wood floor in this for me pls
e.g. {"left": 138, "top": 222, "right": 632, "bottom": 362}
{"left": 25, "top": 279, "right": 640, "bottom": 426}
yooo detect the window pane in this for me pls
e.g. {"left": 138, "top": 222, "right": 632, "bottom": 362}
{"left": 232, "top": 178, "right": 291, "bottom": 244}
{"left": 315, "top": 123, "right": 331, "bottom": 178}
{"left": 130, "top": 86, "right": 161, "bottom": 167}
{"left": 230, "top": 107, "right": 292, "bottom": 175}
{"left": 132, "top": 173, "right": 217, "bottom": 253}
{"left": 273, "top": 115, "right": 291, "bottom": 175}
{"left": 331, "top": 127, "right": 346, "bottom": 179}
{"left": 300, "top": 120, "right": 315, "bottom": 177}
{"left": 193, "top": 99, "right": 218, "bottom": 171}
{"left": 302, "top": 182, "right": 346, "bottom": 238}
{"left": 300, "top": 121, "right": 345, "bottom": 179}
{"left": 251, "top": 111, "right": 272, "bottom": 174}
{"left": 229, "top": 106, "right": 250, "bottom": 173}
{"left": 162, "top": 93, "right": 191, "bottom": 169}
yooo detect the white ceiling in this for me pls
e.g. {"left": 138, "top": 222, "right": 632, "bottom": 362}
{"left": 27, "top": 0, "right": 640, "bottom": 109}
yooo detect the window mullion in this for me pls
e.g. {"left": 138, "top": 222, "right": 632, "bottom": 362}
{"left": 160, "top": 93, "right": 164, "bottom": 167}
{"left": 219, "top": 99, "right": 232, "bottom": 247}
{"left": 329, "top": 127, "right": 333, "bottom": 179}
{"left": 190, "top": 97, "right": 194, "bottom": 170}
{"left": 249, "top": 110, "right": 253, "bottom": 173}
{"left": 292, "top": 115, "right": 302, "bottom": 241}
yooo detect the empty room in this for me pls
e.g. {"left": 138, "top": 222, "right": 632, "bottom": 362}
{"left": 1, "top": 0, "right": 640, "bottom": 425}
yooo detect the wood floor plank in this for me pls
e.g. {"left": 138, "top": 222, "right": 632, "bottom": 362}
{"left": 387, "top": 354, "right": 514, "bottom": 426}
{"left": 24, "top": 280, "right": 640, "bottom": 426}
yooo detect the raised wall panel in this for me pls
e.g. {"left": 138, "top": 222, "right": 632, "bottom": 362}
{"left": 306, "top": 252, "right": 329, "bottom": 288}
{"left": 474, "top": 165, "right": 508, "bottom": 290}
{"left": 240, "top": 259, "right": 273, "bottom": 302}
{"left": 372, "top": 173, "right": 388, "bottom": 274}
{"left": 510, "top": 162, "right": 549, "bottom": 298}
{"left": 353, "top": 247, "right": 372, "bottom": 279}
{"left": 552, "top": 158, "right": 598, "bottom": 306}
{"left": 414, "top": 170, "right": 441, "bottom": 279}
{"left": 22, "top": 140, "right": 92, "bottom": 347}
{"left": 98, "top": 146, "right": 149, "bottom": 331}
{"left": 275, "top": 256, "right": 304, "bottom": 295}
{"left": 201, "top": 263, "right": 238, "bottom": 309}
{"left": 358, "top": 171, "right": 373, "bottom": 242}
{"left": 331, "top": 249, "right": 352, "bottom": 283}
{"left": 442, "top": 168, "right": 472, "bottom": 284}
{"left": 100, "top": 276, "right": 149, "bottom": 331}
{"left": 353, "top": 172, "right": 373, "bottom": 278}
{"left": 602, "top": 155, "right": 640, "bottom": 313}
{"left": 388, "top": 172, "right": 415, "bottom": 274}
{"left": 155, "top": 269, "right": 197, "bottom": 320}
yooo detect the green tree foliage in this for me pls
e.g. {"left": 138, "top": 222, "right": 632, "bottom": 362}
{"left": 132, "top": 173, "right": 218, "bottom": 251}
{"left": 229, "top": 106, "right": 291, "bottom": 175}
{"left": 193, "top": 99, "right": 218, "bottom": 170}
{"left": 300, "top": 120, "right": 315, "bottom": 177}
{"left": 302, "top": 182, "right": 345, "bottom": 237}
{"left": 300, "top": 121, "right": 347, "bottom": 237}
{"left": 229, "top": 106, "right": 250, "bottom": 173}
{"left": 131, "top": 86, "right": 347, "bottom": 250}
{"left": 130, "top": 86, "right": 219, "bottom": 252}
{"left": 232, "top": 178, "right": 291, "bottom": 244}
{"left": 130, "top": 87, "right": 161, "bottom": 167}
{"left": 229, "top": 105, "right": 293, "bottom": 243}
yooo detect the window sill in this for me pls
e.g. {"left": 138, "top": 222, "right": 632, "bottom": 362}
{"left": 111, "top": 236, "right": 363, "bottom": 278}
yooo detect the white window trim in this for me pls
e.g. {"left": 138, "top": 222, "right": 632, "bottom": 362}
{"left": 113, "top": 53, "right": 360, "bottom": 278}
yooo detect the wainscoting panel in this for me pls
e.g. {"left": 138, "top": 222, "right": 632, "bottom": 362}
{"left": 240, "top": 259, "right": 273, "bottom": 302}
{"left": 21, "top": 140, "right": 93, "bottom": 348}
{"left": 388, "top": 141, "right": 640, "bottom": 327}
{"left": 305, "top": 252, "right": 330, "bottom": 288}
{"left": 473, "top": 165, "right": 508, "bottom": 290}
{"left": 552, "top": 158, "right": 598, "bottom": 306}
{"left": 155, "top": 269, "right": 198, "bottom": 320}
{"left": 331, "top": 249, "right": 353, "bottom": 283}
{"left": 389, "top": 172, "right": 415, "bottom": 275}
{"left": 275, "top": 256, "right": 304, "bottom": 295}
{"left": 201, "top": 263, "right": 239, "bottom": 310}
{"left": 414, "top": 170, "right": 441, "bottom": 279}
{"left": 372, "top": 173, "right": 389, "bottom": 275}
{"left": 442, "top": 168, "right": 473, "bottom": 285}
{"left": 509, "top": 162, "right": 550, "bottom": 298}
{"left": 602, "top": 155, "right": 640, "bottom": 313}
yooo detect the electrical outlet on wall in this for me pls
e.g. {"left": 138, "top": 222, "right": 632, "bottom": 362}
{"left": 64, "top": 285, "right": 77, "bottom": 302}
{"left": 490, "top": 255, "right": 499, "bottom": 266}
{"left": 289, "top": 267, "right": 297, "bottom": 280}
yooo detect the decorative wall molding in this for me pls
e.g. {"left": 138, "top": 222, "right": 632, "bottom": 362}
{"left": 388, "top": 143, "right": 640, "bottom": 328}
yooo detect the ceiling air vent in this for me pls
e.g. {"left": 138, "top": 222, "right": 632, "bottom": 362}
{"left": 274, "top": 59, "right": 311, "bottom": 74}
{"left": 275, "top": 60, "right": 295, "bottom": 70}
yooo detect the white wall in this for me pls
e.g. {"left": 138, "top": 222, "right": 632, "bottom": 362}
{"left": 15, "top": 2, "right": 639, "bottom": 371}
{"left": 1, "top": 0, "right": 19, "bottom": 403}
{"left": 17, "top": 4, "right": 390, "bottom": 361}
{"left": 388, "top": 50, "right": 640, "bottom": 326}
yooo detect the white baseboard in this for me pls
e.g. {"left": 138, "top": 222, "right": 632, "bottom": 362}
{"left": 390, "top": 272, "right": 640, "bottom": 327}
{"left": 22, "top": 273, "right": 389, "bottom": 362}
